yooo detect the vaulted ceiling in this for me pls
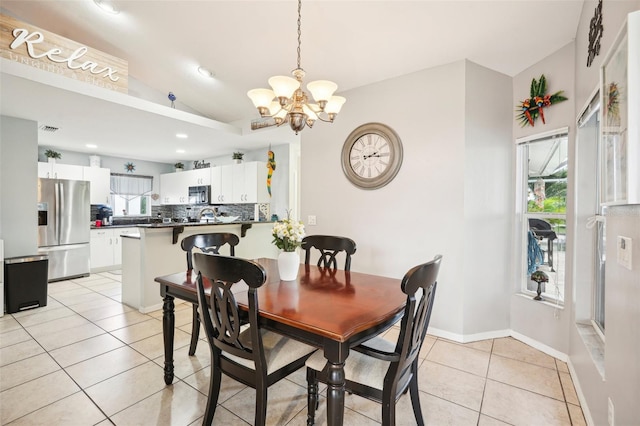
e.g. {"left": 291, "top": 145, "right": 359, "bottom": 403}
{"left": 0, "top": 1, "right": 585, "bottom": 162}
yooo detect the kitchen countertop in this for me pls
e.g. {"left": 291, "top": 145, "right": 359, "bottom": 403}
{"left": 91, "top": 220, "right": 273, "bottom": 230}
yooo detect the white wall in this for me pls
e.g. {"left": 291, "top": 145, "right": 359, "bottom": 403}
{"left": 604, "top": 204, "right": 640, "bottom": 425}
{"left": 510, "top": 42, "right": 576, "bottom": 355}
{"left": 1, "top": 116, "right": 38, "bottom": 257}
{"left": 463, "top": 62, "right": 513, "bottom": 335}
{"left": 574, "top": 0, "right": 640, "bottom": 110}
{"left": 301, "top": 60, "right": 512, "bottom": 337}
{"left": 569, "top": 4, "right": 640, "bottom": 425}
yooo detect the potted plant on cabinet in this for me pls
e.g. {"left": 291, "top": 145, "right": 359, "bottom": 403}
{"left": 44, "top": 149, "right": 61, "bottom": 164}
{"left": 232, "top": 152, "right": 244, "bottom": 164}
{"left": 174, "top": 162, "right": 184, "bottom": 172}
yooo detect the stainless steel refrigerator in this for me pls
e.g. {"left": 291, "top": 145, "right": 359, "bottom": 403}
{"left": 37, "top": 178, "right": 91, "bottom": 281}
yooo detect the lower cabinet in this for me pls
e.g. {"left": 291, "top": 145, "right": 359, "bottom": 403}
{"left": 90, "top": 228, "right": 138, "bottom": 271}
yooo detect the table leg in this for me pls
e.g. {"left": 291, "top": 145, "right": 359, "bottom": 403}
{"left": 162, "top": 295, "right": 175, "bottom": 385}
{"left": 326, "top": 360, "right": 345, "bottom": 426}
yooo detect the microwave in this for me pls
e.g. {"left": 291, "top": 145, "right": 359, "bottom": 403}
{"left": 188, "top": 185, "right": 211, "bottom": 204}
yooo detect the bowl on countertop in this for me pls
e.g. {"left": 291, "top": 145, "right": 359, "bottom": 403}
{"left": 216, "top": 216, "right": 239, "bottom": 223}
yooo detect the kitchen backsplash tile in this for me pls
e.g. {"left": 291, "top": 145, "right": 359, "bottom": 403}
{"left": 91, "top": 203, "right": 268, "bottom": 225}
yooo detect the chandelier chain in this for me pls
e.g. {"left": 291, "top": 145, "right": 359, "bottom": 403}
{"left": 296, "top": 0, "right": 302, "bottom": 70}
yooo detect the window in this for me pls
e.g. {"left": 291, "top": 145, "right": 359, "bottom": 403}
{"left": 576, "top": 93, "right": 607, "bottom": 334}
{"left": 516, "top": 129, "right": 568, "bottom": 303}
{"left": 110, "top": 173, "right": 153, "bottom": 217}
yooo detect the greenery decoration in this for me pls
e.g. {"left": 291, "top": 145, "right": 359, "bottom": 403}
{"left": 272, "top": 216, "right": 305, "bottom": 252}
{"left": 44, "top": 149, "right": 61, "bottom": 159}
{"left": 174, "top": 162, "right": 184, "bottom": 169}
{"left": 232, "top": 152, "right": 244, "bottom": 160}
{"left": 516, "top": 75, "right": 568, "bottom": 127}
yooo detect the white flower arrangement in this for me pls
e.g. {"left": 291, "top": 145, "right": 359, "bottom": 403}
{"left": 272, "top": 217, "right": 305, "bottom": 252}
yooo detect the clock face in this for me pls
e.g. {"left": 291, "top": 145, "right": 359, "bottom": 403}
{"left": 349, "top": 133, "right": 391, "bottom": 179}
{"left": 341, "top": 123, "right": 403, "bottom": 190}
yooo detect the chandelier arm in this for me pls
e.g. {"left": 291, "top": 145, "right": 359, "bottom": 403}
{"left": 313, "top": 114, "right": 334, "bottom": 123}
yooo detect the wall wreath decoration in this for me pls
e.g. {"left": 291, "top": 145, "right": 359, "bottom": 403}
{"left": 516, "top": 75, "right": 568, "bottom": 127}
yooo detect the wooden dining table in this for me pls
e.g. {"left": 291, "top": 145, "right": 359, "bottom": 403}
{"left": 154, "top": 257, "right": 405, "bottom": 426}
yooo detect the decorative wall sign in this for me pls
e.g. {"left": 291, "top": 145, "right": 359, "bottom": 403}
{"left": 124, "top": 162, "right": 136, "bottom": 173}
{"left": 193, "top": 160, "right": 210, "bottom": 169}
{"left": 0, "top": 13, "right": 128, "bottom": 92}
{"left": 516, "top": 75, "right": 568, "bottom": 127}
{"left": 587, "top": 0, "right": 604, "bottom": 67}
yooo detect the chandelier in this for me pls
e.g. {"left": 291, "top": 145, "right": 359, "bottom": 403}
{"left": 247, "top": 0, "right": 345, "bottom": 134}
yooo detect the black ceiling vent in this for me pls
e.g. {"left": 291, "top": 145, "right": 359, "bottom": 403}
{"left": 40, "top": 125, "right": 59, "bottom": 132}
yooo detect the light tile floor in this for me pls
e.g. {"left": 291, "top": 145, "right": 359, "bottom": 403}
{"left": 0, "top": 271, "right": 587, "bottom": 425}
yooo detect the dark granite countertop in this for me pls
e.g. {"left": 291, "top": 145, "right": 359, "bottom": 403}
{"left": 91, "top": 220, "right": 273, "bottom": 230}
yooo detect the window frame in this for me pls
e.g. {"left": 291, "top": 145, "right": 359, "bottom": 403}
{"left": 515, "top": 127, "right": 569, "bottom": 304}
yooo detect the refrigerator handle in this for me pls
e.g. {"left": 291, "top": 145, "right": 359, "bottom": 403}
{"left": 56, "top": 181, "right": 62, "bottom": 244}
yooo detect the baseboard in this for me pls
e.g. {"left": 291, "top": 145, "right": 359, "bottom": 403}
{"left": 138, "top": 302, "right": 163, "bottom": 314}
{"left": 427, "top": 327, "right": 510, "bottom": 343}
{"left": 510, "top": 330, "right": 568, "bottom": 362}
{"left": 427, "top": 327, "right": 569, "bottom": 362}
{"left": 567, "top": 359, "right": 596, "bottom": 426}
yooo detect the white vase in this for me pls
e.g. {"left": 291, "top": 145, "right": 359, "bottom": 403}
{"left": 47, "top": 157, "right": 55, "bottom": 164}
{"left": 278, "top": 251, "right": 300, "bottom": 281}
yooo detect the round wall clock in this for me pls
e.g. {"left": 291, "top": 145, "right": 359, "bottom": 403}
{"left": 341, "top": 122, "right": 403, "bottom": 190}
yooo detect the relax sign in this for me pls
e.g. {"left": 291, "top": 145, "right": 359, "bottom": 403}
{"left": 0, "top": 14, "right": 128, "bottom": 92}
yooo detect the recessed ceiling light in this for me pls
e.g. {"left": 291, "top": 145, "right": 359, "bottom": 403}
{"left": 86, "top": 144, "right": 97, "bottom": 148}
{"left": 94, "top": 0, "right": 119, "bottom": 15}
{"left": 176, "top": 133, "right": 188, "bottom": 139}
{"left": 197, "top": 66, "right": 215, "bottom": 79}
{"left": 176, "top": 149, "right": 186, "bottom": 154}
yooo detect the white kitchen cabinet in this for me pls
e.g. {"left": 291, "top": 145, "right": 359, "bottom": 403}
{"left": 90, "top": 229, "right": 114, "bottom": 269}
{"left": 160, "top": 169, "right": 211, "bottom": 205}
{"left": 113, "top": 227, "right": 138, "bottom": 265}
{"left": 90, "top": 227, "right": 138, "bottom": 270}
{"left": 233, "top": 161, "right": 270, "bottom": 203}
{"left": 211, "top": 165, "right": 234, "bottom": 203}
{"left": 160, "top": 172, "right": 188, "bottom": 204}
{"left": 82, "top": 166, "right": 111, "bottom": 204}
{"left": 38, "top": 162, "right": 84, "bottom": 180}
{"left": 210, "top": 162, "right": 268, "bottom": 204}
{"left": 182, "top": 168, "right": 211, "bottom": 186}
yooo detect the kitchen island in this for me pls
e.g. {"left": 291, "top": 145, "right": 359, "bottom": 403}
{"left": 121, "top": 221, "right": 279, "bottom": 313}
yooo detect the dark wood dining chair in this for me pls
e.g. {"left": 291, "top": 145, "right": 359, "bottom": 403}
{"left": 305, "top": 254, "right": 442, "bottom": 426}
{"left": 301, "top": 235, "right": 357, "bottom": 270}
{"left": 194, "top": 253, "right": 317, "bottom": 426}
{"left": 180, "top": 233, "right": 240, "bottom": 355}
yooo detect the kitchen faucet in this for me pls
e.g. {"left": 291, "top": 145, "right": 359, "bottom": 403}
{"left": 198, "top": 207, "right": 217, "bottom": 222}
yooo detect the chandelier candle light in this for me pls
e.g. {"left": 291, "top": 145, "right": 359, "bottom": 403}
{"left": 247, "top": 0, "right": 346, "bottom": 134}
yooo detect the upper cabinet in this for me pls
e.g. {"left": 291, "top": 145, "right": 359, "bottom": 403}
{"left": 212, "top": 162, "right": 268, "bottom": 204}
{"left": 82, "top": 167, "right": 111, "bottom": 205}
{"left": 161, "top": 161, "right": 269, "bottom": 205}
{"left": 232, "top": 161, "right": 269, "bottom": 204}
{"left": 211, "top": 165, "right": 233, "bottom": 204}
{"left": 38, "top": 162, "right": 111, "bottom": 204}
{"left": 38, "top": 161, "right": 83, "bottom": 180}
{"left": 182, "top": 168, "right": 210, "bottom": 186}
{"left": 160, "top": 172, "right": 188, "bottom": 204}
